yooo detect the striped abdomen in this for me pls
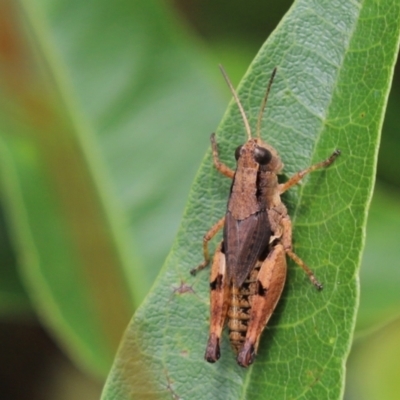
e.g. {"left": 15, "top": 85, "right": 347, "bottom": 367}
{"left": 227, "top": 264, "right": 260, "bottom": 353}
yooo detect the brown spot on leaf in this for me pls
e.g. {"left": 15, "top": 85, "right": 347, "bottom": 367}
{"left": 173, "top": 280, "right": 195, "bottom": 295}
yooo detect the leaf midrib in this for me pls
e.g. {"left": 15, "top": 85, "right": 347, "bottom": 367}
{"left": 238, "top": 1, "right": 363, "bottom": 397}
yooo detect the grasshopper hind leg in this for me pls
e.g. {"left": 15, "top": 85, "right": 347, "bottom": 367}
{"left": 236, "top": 244, "right": 287, "bottom": 367}
{"left": 204, "top": 242, "right": 230, "bottom": 363}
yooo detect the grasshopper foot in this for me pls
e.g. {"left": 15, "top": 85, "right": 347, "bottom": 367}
{"left": 205, "top": 333, "right": 220, "bottom": 363}
{"left": 236, "top": 341, "right": 255, "bottom": 368}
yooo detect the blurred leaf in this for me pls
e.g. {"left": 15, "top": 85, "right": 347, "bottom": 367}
{"left": 377, "top": 87, "right": 400, "bottom": 188}
{"left": 346, "top": 318, "right": 400, "bottom": 400}
{"left": 355, "top": 186, "right": 400, "bottom": 333}
{"left": 0, "top": 201, "right": 30, "bottom": 316}
{"left": 102, "top": 0, "right": 400, "bottom": 398}
{"left": 176, "top": 0, "right": 293, "bottom": 44}
{"left": 0, "top": 0, "right": 225, "bottom": 376}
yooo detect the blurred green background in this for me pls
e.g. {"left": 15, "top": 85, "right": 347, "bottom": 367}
{"left": 0, "top": 0, "right": 399, "bottom": 399}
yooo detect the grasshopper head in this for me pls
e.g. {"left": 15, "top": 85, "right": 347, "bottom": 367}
{"left": 234, "top": 138, "right": 283, "bottom": 174}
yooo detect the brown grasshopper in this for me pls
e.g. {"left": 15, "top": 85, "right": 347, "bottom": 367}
{"left": 191, "top": 66, "right": 340, "bottom": 368}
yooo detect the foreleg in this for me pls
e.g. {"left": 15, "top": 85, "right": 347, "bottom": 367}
{"left": 210, "top": 133, "right": 235, "bottom": 179}
{"left": 279, "top": 150, "right": 340, "bottom": 194}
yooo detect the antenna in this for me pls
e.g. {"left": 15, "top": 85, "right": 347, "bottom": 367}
{"left": 219, "top": 65, "right": 252, "bottom": 140}
{"left": 256, "top": 67, "right": 277, "bottom": 139}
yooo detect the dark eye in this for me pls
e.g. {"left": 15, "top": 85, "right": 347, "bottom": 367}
{"left": 254, "top": 147, "right": 272, "bottom": 165}
{"left": 235, "top": 145, "right": 243, "bottom": 160}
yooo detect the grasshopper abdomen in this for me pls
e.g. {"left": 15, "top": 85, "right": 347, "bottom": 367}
{"left": 227, "top": 264, "right": 260, "bottom": 354}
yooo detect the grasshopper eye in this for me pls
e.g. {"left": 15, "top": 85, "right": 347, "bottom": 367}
{"left": 235, "top": 145, "right": 243, "bottom": 160}
{"left": 254, "top": 147, "right": 272, "bottom": 165}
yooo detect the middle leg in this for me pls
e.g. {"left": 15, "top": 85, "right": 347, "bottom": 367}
{"left": 190, "top": 216, "right": 225, "bottom": 275}
{"left": 280, "top": 216, "right": 323, "bottom": 290}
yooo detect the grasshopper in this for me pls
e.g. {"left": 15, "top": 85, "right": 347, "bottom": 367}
{"left": 191, "top": 66, "right": 340, "bottom": 368}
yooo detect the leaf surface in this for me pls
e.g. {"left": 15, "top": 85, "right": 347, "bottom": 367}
{"left": 0, "top": 0, "right": 224, "bottom": 375}
{"left": 102, "top": 0, "right": 400, "bottom": 398}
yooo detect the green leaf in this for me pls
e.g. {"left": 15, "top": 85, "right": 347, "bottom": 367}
{"left": 346, "top": 318, "right": 400, "bottom": 400}
{"left": 0, "top": 202, "right": 30, "bottom": 316}
{"left": 102, "top": 0, "right": 400, "bottom": 399}
{"left": 356, "top": 186, "right": 400, "bottom": 333}
{"left": 378, "top": 87, "right": 400, "bottom": 187}
{"left": 346, "top": 187, "right": 400, "bottom": 400}
{"left": 0, "top": 0, "right": 224, "bottom": 375}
